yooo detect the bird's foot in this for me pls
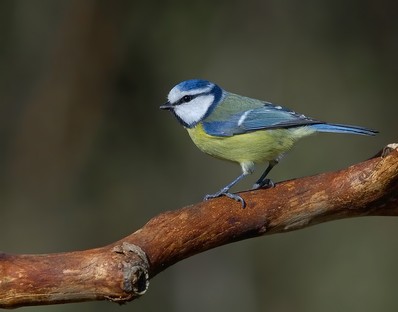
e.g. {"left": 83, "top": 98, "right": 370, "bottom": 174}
{"left": 204, "top": 189, "right": 246, "bottom": 208}
{"left": 252, "top": 178, "right": 275, "bottom": 190}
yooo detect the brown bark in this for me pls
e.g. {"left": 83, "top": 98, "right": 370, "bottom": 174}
{"left": 1, "top": 144, "right": 397, "bottom": 309}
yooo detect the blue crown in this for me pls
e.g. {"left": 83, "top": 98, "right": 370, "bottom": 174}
{"left": 176, "top": 79, "right": 213, "bottom": 92}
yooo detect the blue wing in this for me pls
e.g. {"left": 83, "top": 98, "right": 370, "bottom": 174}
{"left": 202, "top": 103, "right": 320, "bottom": 137}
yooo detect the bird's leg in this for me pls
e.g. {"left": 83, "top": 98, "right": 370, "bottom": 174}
{"left": 204, "top": 172, "right": 249, "bottom": 208}
{"left": 252, "top": 159, "right": 279, "bottom": 190}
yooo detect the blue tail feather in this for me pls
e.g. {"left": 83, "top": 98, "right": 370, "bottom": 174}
{"left": 311, "top": 123, "right": 378, "bottom": 136}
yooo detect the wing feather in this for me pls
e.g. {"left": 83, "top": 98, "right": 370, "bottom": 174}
{"left": 202, "top": 103, "right": 321, "bottom": 137}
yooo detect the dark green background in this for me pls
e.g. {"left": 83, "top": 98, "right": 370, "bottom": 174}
{"left": 0, "top": 1, "right": 397, "bottom": 311}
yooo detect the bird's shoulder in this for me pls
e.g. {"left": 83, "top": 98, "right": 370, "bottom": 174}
{"left": 204, "top": 92, "right": 265, "bottom": 122}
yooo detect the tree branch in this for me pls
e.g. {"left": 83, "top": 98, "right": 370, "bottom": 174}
{"left": 1, "top": 144, "right": 398, "bottom": 309}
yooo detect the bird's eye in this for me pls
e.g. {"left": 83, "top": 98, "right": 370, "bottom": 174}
{"left": 182, "top": 95, "right": 192, "bottom": 103}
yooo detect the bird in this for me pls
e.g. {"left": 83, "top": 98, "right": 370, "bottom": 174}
{"left": 160, "top": 79, "right": 377, "bottom": 207}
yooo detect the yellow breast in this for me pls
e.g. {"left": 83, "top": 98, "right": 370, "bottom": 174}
{"left": 186, "top": 123, "right": 315, "bottom": 164}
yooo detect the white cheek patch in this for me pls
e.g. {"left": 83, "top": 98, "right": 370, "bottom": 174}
{"left": 174, "top": 95, "right": 214, "bottom": 126}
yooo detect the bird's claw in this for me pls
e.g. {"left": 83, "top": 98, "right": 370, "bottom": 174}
{"left": 204, "top": 190, "right": 246, "bottom": 208}
{"left": 252, "top": 178, "right": 275, "bottom": 190}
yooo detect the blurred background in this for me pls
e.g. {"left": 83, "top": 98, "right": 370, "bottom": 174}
{"left": 0, "top": 0, "right": 397, "bottom": 311}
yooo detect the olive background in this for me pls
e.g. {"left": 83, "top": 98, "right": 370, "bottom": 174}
{"left": 0, "top": 1, "right": 397, "bottom": 311}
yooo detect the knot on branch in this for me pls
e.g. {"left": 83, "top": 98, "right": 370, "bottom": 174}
{"left": 381, "top": 143, "right": 398, "bottom": 158}
{"left": 112, "top": 242, "right": 150, "bottom": 298}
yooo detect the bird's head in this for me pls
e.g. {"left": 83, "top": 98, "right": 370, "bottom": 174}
{"left": 160, "top": 79, "right": 224, "bottom": 128}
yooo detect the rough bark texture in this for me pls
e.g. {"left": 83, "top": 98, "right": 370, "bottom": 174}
{"left": 1, "top": 144, "right": 397, "bottom": 309}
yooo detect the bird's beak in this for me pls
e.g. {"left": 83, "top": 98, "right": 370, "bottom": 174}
{"left": 160, "top": 101, "right": 173, "bottom": 110}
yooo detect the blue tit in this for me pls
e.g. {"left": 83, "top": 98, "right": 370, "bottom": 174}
{"left": 160, "top": 79, "right": 377, "bottom": 207}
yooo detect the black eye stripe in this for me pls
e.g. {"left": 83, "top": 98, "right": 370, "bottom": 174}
{"left": 175, "top": 91, "right": 212, "bottom": 106}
